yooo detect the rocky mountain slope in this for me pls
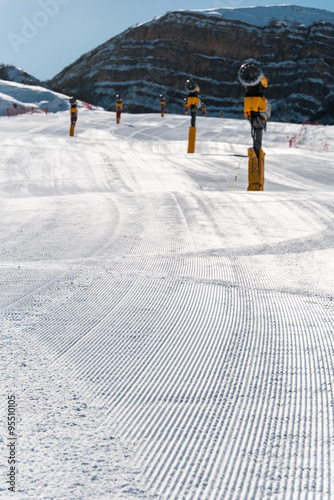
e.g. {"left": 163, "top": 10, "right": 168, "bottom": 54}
{"left": 47, "top": 5, "right": 334, "bottom": 123}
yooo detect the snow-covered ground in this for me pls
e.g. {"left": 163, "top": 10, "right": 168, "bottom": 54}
{"left": 0, "top": 107, "right": 333, "bottom": 499}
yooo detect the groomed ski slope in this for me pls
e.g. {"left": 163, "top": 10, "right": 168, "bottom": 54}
{"left": 0, "top": 109, "right": 333, "bottom": 499}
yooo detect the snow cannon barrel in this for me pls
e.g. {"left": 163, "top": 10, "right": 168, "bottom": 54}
{"left": 238, "top": 60, "right": 271, "bottom": 191}
{"left": 185, "top": 78, "right": 201, "bottom": 153}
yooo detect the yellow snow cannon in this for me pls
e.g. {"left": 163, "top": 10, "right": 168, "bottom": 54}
{"left": 238, "top": 59, "right": 271, "bottom": 191}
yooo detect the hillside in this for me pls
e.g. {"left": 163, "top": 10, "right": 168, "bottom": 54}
{"left": 0, "top": 64, "right": 44, "bottom": 87}
{"left": 47, "top": 5, "right": 334, "bottom": 123}
{"left": 0, "top": 77, "right": 77, "bottom": 116}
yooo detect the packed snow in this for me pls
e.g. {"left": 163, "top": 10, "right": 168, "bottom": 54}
{"left": 0, "top": 96, "right": 333, "bottom": 499}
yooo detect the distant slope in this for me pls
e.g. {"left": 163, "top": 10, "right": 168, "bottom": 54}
{"left": 0, "top": 78, "right": 71, "bottom": 115}
{"left": 47, "top": 5, "right": 334, "bottom": 123}
{"left": 0, "top": 64, "right": 45, "bottom": 87}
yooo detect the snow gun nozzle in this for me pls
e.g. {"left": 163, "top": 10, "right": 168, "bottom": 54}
{"left": 238, "top": 60, "right": 266, "bottom": 88}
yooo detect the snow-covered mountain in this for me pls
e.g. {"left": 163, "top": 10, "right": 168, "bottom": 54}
{"left": 0, "top": 64, "right": 44, "bottom": 87}
{"left": 182, "top": 4, "right": 334, "bottom": 27}
{"left": 0, "top": 75, "right": 77, "bottom": 116}
{"left": 47, "top": 4, "right": 334, "bottom": 123}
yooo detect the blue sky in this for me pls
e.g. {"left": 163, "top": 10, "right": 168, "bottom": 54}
{"left": 1, "top": 0, "right": 333, "bottom": 81}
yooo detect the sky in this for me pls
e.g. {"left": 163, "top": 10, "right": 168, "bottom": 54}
{"left": 0, "top": 0, "right": 333, "bottom": 81}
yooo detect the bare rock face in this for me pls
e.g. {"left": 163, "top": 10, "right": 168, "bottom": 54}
{"left": 47, "top": 6, "right": 334, "bottom": 123}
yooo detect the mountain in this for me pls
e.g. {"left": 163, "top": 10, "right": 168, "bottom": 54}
{"left": 47, "top": 5, "right": 334, "bottom": 123}
{"left": 0, "top": 65, "right": 45, "bottom": 87}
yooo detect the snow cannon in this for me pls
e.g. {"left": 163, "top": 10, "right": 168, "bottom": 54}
{"left": 69, "top": 96, "right": 78, "bottom": 137}
{"left": 116, "top": 95, "right": 122, "bottom": 124}
{"left": 160, "top": 95, "right": 166, "bottom": 117}
{"left": 185, "top": 78, "right": 201, "bottom": 153}
{"left": 238, "top": 59, "right": 271, "bottom": 191}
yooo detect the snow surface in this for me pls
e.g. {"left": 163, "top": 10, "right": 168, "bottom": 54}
{"left": 186, "top": 4, "right": 334, "bottom": 27}
{"left": 139, "top": 4, "right": 334, "bottom": 30}
{"left": 0, "top": 94, "right": 333, "bottom": 499}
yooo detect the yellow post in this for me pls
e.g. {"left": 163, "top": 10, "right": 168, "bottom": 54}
{"left": 160, "top": 97, "right": 166, "bottom": 117}
{"left": 116, "top": 97, "right": 122, "bottom": 124}
{"left": 188, "top": 126, "right": 196, "bottom": 153}
{"left": 259, "top": 148, "right": 265, "bottom": 190}
{"left": 247, "top": 147, "right": 265, "bottom": 191}
{"left": 69, "top": 104, "right": 77, "bottom": 137}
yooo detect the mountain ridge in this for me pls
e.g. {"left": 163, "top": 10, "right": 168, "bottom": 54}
{"left": 8, "top": 5, "right": 334, "bottom": 123}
